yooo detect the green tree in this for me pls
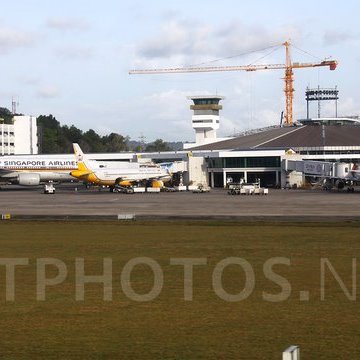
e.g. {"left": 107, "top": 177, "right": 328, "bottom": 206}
{"left": 145, "top": 139, "right": 171, "bottom": 152}
{"left": 62, "top": 125, "right": 83, "bottom": 143}
{"left": 37, "top": 114, "right": 60, "bottom": 129}
{"left": 37, "top": 115, "right": 62, "bottom": 153}
{"left": 36, "top": 113, "right": 130, "bottom": 154}
{"left": 82, "top": 129, "right": 104, "bottom": 152}
{"left": 0, "top": 107, "right": 13, "bottom": 124}
{"left": 102, "top": 133, "right": 129, "bottom": 152}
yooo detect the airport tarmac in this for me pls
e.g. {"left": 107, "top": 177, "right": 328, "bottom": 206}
{"left": 0, "top": 185, "right": 359, "bottom": 220}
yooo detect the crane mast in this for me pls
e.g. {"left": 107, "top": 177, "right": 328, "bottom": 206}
{"left": 284, "top": 41, "right": 294, "bottom": 125}
{"left": 129, "top": 41, "right": 337, "bottom": 126}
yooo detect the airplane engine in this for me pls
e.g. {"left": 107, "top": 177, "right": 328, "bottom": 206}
{"left": 17, "top": 173, "right": 41, "bottom": 186}
{"left": 151, "top": 180, "right": 164, "bottom": 188}
{"left": 335, "top": 179, "right": 345, "bottom": 190}
{"left": 117, "top": 179, "right": 132, "bottom": 187}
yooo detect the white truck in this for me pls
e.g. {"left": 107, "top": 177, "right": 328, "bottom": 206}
{"left": 44, "top": 182, "right": 55, "bottom": 194}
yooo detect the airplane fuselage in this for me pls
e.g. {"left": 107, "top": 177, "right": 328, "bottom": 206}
{"left": 0, "top": 156, "right": 77, "bottom": 185}
{"left": 75, "top": 164, "right": 170, "bottom": 186}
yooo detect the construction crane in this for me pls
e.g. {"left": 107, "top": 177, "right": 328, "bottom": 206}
{"left": 129, "top": 41, "right": 337, "bottom": 126}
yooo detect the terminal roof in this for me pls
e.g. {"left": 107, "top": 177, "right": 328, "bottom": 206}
{"left": 190, "top": 125, "right": 360, "bottom": 151}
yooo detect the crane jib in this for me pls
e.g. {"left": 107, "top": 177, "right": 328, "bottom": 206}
{"left": 129, "top": 42, "right": 337, "bottom": 126}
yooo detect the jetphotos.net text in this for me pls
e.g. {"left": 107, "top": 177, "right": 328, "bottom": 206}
{"left": 0, "top": 257, "right": 357, "bottom": 302}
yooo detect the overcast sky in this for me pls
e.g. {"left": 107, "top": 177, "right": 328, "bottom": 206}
{"left": 0, "top": 0, "right": 359, "bottom": 142}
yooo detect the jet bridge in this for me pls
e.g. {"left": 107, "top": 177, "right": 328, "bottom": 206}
{"left": 283, "top": 159, "right": 332, "bottom": 188}
{"left": 284, "top": 159, "right": 358, "bottom": 190}
{"left": 285, "top": 160, "right": 332, "bottom": 176}
{"left": 285, "top": 159, "right": 353, "bottom": 178}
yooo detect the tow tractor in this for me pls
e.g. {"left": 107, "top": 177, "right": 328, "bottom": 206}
{"left": 44, "top": 181, "right": 55, "bottom": 194}
{"left": 114, "top": 185, "right": 135, "bottom": 194}
{"left": 192, "top": 183, "right": 211, "bottom": 193}
{"left": 227, "top": 179, "right": 268, "bottom": 195}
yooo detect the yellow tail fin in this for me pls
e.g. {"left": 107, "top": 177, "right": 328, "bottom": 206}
{"left": 72, "top": 143, "right": 93, "bottom": 174}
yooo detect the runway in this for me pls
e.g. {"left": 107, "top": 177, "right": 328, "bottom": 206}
{"left": 0, "top": 185, "right": 359, "bottom": 220}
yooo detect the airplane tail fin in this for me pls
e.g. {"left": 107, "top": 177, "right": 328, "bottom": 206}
{"left": 73, "top": 143, "right": 92, "bottom": 172}
{"left": 73, "top": 143, "right": 84, "bottom": 162}
{"left": 159, "top": 162, "right": 173, "bottom": 176}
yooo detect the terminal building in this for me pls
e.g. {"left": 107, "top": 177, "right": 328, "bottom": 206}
{"left": 140, "top": 94, "right": 360, "bottom": 188}
{"left": 0, "top": 115, "right": 38, "bottom": 155}
{"left": 73, "top": 94, "right": 359, "bottom": 189}
{"left": 186, "top": 122, "right": 360, "bottom": 187}
{"left": 1, "top": 92, "right": 359, "bottom": 189}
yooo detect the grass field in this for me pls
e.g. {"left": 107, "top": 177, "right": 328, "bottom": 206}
{"left": 0, "top": 220, "right": 359, "bottom": 359}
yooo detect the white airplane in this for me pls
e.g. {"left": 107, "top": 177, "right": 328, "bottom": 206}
{"left": 302, "top": 160, "right": 360, "bottom": 191}
{"left": 0, "top": 155, "right": 77, "bottom": 186}
{"left": 327, "top": 162, "right": 360, "bottom": 191}
{"left": 70, "top": 143, "right": 171, "bottom": 191}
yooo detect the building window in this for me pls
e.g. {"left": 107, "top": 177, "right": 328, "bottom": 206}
{"left": 208, "top": 158, "right": 224, "bottom": 168}
{"left": 208, "top": 156, "right": 280, "bottom": 169}
{"left": 193, "top": 99, "right": 220, "bottom": 105}
{"left": 246, "top": 156, "right": 280, "bottom": 168}
{"left": 224, "top": 157, "right": 246, "bottom": 168}
{"left": 192, "top": 120, "right": 213, "bottom": 123}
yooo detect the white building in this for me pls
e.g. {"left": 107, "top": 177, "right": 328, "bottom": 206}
{"left": 183, "top": 95, "right": 232, "bottom": 149}
{"left": 0, "top": 115, "right": 38, "bottom": 155}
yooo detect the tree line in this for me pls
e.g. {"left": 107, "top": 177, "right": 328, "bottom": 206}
{"left": 0, "top": 108, "right": 174, "bottom": 154}
{"left": 37, "top": 114, "right": 173, "bottom": 153}
{"left": 37, "top": 114, "right": 131, "bottom": 153}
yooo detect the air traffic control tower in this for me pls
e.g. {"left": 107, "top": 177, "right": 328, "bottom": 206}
{"left": 187, "top": 95, "right": 224, "bottom": 146}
